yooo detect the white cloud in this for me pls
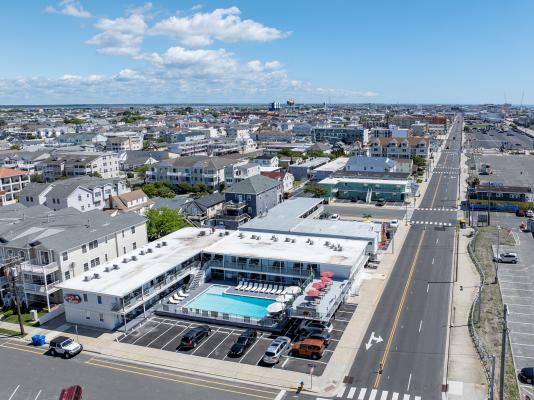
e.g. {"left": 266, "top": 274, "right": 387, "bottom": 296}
{"left": 87, "top": 14, "right": 147, "bottom": 56}
{"left": 45, "top": 0, "right": 91, "bottom": 18}
{"left": 150, "top": 7, "right": 289, "bottom": 47}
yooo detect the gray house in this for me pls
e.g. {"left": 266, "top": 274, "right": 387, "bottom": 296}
{"left": 215, "top": 175, "right": 282, "bottom": 229}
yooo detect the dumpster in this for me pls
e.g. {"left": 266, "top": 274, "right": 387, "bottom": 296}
{"left": 31, "top": 334, "right": 46, "bottom": 346}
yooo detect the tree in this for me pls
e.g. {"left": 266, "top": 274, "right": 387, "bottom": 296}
{"left": 145, "top": 207, "right": 190, "bottom": 241}
{"left": 304, "top": 183, "right": 328, "bottom": 197}
{"left": 466, "top": 176, "right": 480, "bottom": 187}
{"left": 411, "top": 155, "right": 426, "bottom": 168}
{"left": 30, "top": 173, "right": 45, "bottom": 183}
{"left": 218, "top": 182, "right": 225, "bottom": 193}
{"left": 9, "top": 144, "right": 21, "bottom": 150}
{"left": 307, "top": 149, "right": 326, "bottom": 158}
{"left": 133, "top": 164, "right": 149, "bottom": 177}
{"left": 127, "top": 172, "right": 134, "bottom": 179}
{"left": 88, "top": 172, "right": 102, "bottom": 178}
{"left": 142, "top": 182, "right": 175, "bottom": 198}
{"left": 143, "top": 139, "right": 151, "bottom": 149}
{"left": 192, "top": 183, "right": 208, "bottom": 193}
{"left": 64, "top": 117, "right": 84, "bottom": 125}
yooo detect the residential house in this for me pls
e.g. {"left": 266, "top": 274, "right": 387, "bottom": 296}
{"left": 105, "top": 132, "right": 144, "bottom": 151}
{"left": 181, "top": 193, "right": 225, "bottom": 226}
{"left": 311, "top": 126, "right": 369, "bottom": 145}
{"left": 252, "top": 155, "right": 279, "bottom": 168}
{"left": 41, "top": 152, "right": 121, "bottom": 180}
{"left": 261, "top": 171, "right": 295, "bottom": 194}
{"left": 0, "top": 168, "right": 31, "bottom": 206}
{"left": 110, "top": 189, "right": 154, "bottom": 215}
{"left": 369, "top": 137, "right": 430, "bottom": 160}
{"left": 224, "top": 161, "right": 261, "bottom": 186}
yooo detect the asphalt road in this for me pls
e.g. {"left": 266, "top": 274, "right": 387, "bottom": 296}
{"left": 337, "top": 116, "right": 463, "bottom": 400}
{"left": 0, "top": 339, "right": 282, "bottom": 400}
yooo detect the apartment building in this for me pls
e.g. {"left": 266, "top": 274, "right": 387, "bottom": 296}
{"left": 311, "top": 126, "right": 369, "bottom": 145}
{"left": 0, "top": 168, "right": 31, "bottom": 206}
{"left": 369, "top": 137, "right": 430, "bottom": 160}
{"left": 0, "top": 206, "right": 147, "bottom": 310}
{"left": 224, "top": 160, "right": 261, "bottom": 186}
{"left": 41, "top": 152, "right": 121, "bottom": 180}
{"left": 20, "top": 176, "right": 129, "bottom": 212}
{"left": 146, "top": 156, "right": 237, "bottom": 190}
{"left": 253, "top": 130, "right": 295, "bottom": 143}
{"left": 105, "top": 132, "right": 143, "bottom": 152}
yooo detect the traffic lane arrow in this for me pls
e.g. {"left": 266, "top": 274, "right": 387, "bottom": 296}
{"left": 365, "top": 331, "right": 384, "bottom": 350}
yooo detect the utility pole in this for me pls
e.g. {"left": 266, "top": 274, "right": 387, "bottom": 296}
{"left": 10, "top": 265, "right": 25, "bottom": 336}
{"left": 499, "top": 304, "right": 508, "bottom": 400}
{"left": 494, "top": 226, "right": 501, "bottom": 284}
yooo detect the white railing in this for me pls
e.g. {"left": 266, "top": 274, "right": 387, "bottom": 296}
{"left": 20, "top": 261, "right": 59, "bottom": 274}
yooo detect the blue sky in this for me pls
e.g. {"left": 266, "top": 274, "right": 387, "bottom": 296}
{"left": 1, "top": 0, "right": 533, "bottom": 104}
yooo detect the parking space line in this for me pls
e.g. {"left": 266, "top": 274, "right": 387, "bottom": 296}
{"left": 8, "top": 385, "right": 20, "bottom": 400}
{"left": 84, "top": 358, "right": 278, "bottom": 399}
{"left": 208, "top": 329, "right": 234, "bottom": 358}
{"left": 160, "top": 326, "right": 188, "bottom": 350}
{"left": 146, "top": 324, "right": 176, "bottom": 348}
{"left": 191, "top": 327, "right": 222, "bottom": 355}
{"left": 509, "top": 322, "right": 534, "bottom": 328}
{"left": 281, "top": 354, "right": 328, "bottom": 365}
{"left": 515, "top": 355, "right": 534, "bottom": 360}
{"left": 511, "top": 342, "right": 534, "bottom": 347}
{"left": 34, "top": 389, "right": 42, "bottom": 400}
{"left": 132, "top": 322, "right": 163, "bottom": 345}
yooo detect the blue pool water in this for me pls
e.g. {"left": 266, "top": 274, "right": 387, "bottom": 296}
{"left": 186, "top": 285, "right": 274, "bottom": 319}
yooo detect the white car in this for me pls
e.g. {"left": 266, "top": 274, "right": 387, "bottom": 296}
{"left": 329, "top": 214, "right": 340, "bottom": 220}
{"left": 299, "top": 320, "right": 334, "bottom": 334}
{"left": 495, "top": 252, "right": 518, "bottom": 264}
{"left": 526, "top": 209, "right": 534, "bottom": 218}
{"left": 389, "top": 220, "right": 400, "bottom": 229}
{"left": 262, "top": 336, "right": 291, "bottom": 364}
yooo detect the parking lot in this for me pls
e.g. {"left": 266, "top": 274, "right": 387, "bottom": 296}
{"left": 467, "top": 127, "right": 534, "bottom": 150}
{"left": 117, "top": 303, "right": 357, "bottom": 376}
{"left": 472, "top": 153, "right": 534, "bottom": 188}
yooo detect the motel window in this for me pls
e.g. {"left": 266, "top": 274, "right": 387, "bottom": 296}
{"left": 131, "top": 226, "right": 135, "bottom": 234}
{"left": 105, "top": 254, "right": 108, "bottom": 262}
{"left": 83, "top": 293, "right": 88, "bottom": 302}
{"left": 62, "top": 252, "right": 68, "bottom": 261}
{"left": 123, "top": 247, "right": 126, "bottom": 254}
{"left": 85, "top": 311, "right": 90, "bottom": 320}
{"left": 64, "top": 271, "right": 71, "bottom": 280}
{"left": 83, "top": 263, "right": 89, "bottom": 272}
{"left": 133, "top": 242, "right": 137, "bottom": 250}
{"left": 99, "top": 313, "right": 104, "bottom": 322}
{"left": 82, "top": 244, "right": 87, "bottom": 254}
{"left": 97, "top": 296, "right": 102, "bottom": 305}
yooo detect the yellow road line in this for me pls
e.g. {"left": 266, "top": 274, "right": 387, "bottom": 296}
{"left": 373, "top": 155, "right": 447, "bottom": 388}
{"left": 0, "top": 342, "right": 46, "bottom": 355}
{"left": 85, "top": 357, "right": 279, "bottom": 395}
{"left": 85, "top": 359, "right": 276, "bottom": 399}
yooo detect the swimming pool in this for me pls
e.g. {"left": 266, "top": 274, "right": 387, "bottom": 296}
{"left": 185, "top": 285, "right": 274, "bottom": 320}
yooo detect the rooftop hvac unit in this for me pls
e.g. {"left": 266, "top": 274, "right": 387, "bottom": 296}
{"left": 285, "top": 237, "right": 291, "bottom": 242}
{"left": 309, "top": 240, "right": 314, "bottom": 245}
{"left": 219, "top": 232, "right": 224, "bottom": 237}
{"left": 238, "top": 233, "right": 244, "bottom": 238}
{"left": 140, "top": 250, "right": 145, "bottom": 255}
{"left": 291, "top": 239, "right": 296, "bottom": 243}
{"left": 338, "top": 245, "right": 343, "bottom": 251}
{"left": 199, "top": 230, "right": 206, "bottom": 236}
{"left": 225, "top": 231, "right": 230, "bottom": 236}
{"left": 83, "top": 275, "right": 91, "bottom": 282}
{"left": 156, "top": 243, "right": 161, "bottom": 248}
{"left": 123, "top": 258, "right": 128, "bottom": 263}
{"left": 132, "top": 256, "right": 138, "bottom": 261}
{"left": 251, "top": 234, "right": 257, "bottom": 239}
{"left": 113, "top": 264, "right": 119, "bottom": 270}
{"left": 162, "top": 241, "right": 167, "bottom": 247}
{"left": 256, "top": 235, "right": 261, "bottom": 240}
{"left": 93, "top": 273, "right": 101, "bottom": 279}
{"left": 147, "top": 248, "right": 153, "bottom": 253}
{"left": 324, "top": 241, "right": 330, "bottom": 246}
{"left": 104, "top": 266, "right": 111, "bottom": 272}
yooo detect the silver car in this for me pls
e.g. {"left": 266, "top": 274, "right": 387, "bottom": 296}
{"left": 262, "top": 336, "right": 291, "bottom": 364}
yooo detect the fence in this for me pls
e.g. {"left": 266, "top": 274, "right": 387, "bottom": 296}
{"left": 466, "top": 228, "right": 492, "bottom": 395}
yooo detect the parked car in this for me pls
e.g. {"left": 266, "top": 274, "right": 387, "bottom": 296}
{"left": 329, "top": 214, "right": 340, "bottom": 220}
{"left": 290, "top": 338, "right": 325, "bottom": 359}
{"left": 518, "top": 367, "right": 534, "bottom": 384}
{"left": 376, "top": 199, "right": 386, "bottom": 207}
{"left": 299, "top": 320, "right": 334, "bottom": 334}
{"left": 297, "top": 330, "right": 331, "bottom": 346}
{"left": 228, "top": 329, "right": 257, "bottom": 357}
{"left": 49, "top": 336, "right": 83, "bottom": 359}
{"left": 516, "top": 209, "right": 526, "bottom": 217}
{"left": 526, "top": 209, "right": 534, "bottom": 218}
{"left": 262, "top": 336, "right": 291, "bottom": 364}
{"left": 494, "top": 252, "right": 518, "bottom": 264}
{"left": 58, "top": 385, "right": 83, "bottom": 400}
{"left": 180, "top": 325, "right": 211, "bottom": 349}
{"left": 389, "top": 220, "right": 400, "bottom": 229}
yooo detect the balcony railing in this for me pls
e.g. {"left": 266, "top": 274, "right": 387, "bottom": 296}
{"left": 205, "top": 260, "right": 311, "bottom": 278}
{"left": 224, "top": 201, "right": 247, "bottom": 210}
{"left": 20, "top": 261, "right": 59, "bottom": 275}
{"left": 18, "top": 280, "right": 61, "bottom": 294}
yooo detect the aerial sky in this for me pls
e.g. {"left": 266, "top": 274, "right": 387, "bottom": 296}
{"left": 1, "top": 0, "right": 533, "bottom": 105}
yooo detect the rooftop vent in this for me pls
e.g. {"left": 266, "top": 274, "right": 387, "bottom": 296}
{"left": 309, "top": 240, "right": 314, "bottom": 245}
{"left": 139, "top": 250, "right": 145, "bottom": 255}
{"left": 104, "top": 266, "right": 111, "bottom": 272}
{"left": 83, "top": 275, "right": 92, "bottom": 282}
{"left": 132, "top": 255, "right": 138, "bottom": 261}
{"left": 93, "top": 273, "right": 101, "bottom": 279}
{"left": 324, "top": 241, "right": 330, "bottom": 246}
{"left": 122, "top": 258, "right": 128, "bottom": 263}
{"left": 162, "top": 241, "right": 167, "bottom": 247}
{"left": 251, "top": 234, "right": 257, "bottom": 239}
{"left": 285, "top": 237, "right": 291, "bottom": 242}
{"left": 225, "top": 231, "right": 230, "bottom": 236}
{"left": 238, "top": 232, "right": 244, "bottom": 239}
{"left": 156, "top": 243, "right": 161, "bottom": 248}
{"left": 291, "top": 239, "right": 296, "bottom": 243}
{"left": 199, "top": 230, "right": 206, "bottom": 236}
{"left": 218, "top": 232, "right": 224, "bottom": 237}
{"left": 147, "top": 248, "right": 153, "bottom": 253}
{"left": 113, "top": 264, "right": 119, "bottom": 270}
{"left": 256, "top": 235, "right": 261, "bottom": 240}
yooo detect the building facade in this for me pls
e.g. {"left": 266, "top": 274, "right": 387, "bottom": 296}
{"left": 0, "top": 168, "right": 31, "bottom": 206}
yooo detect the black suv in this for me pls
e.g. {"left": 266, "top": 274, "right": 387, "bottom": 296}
{"left": 180, "top": 325, "right": 211, "bottom": 349}
{"left": 519, "top": 367, "right": 534, "bottom": 384}
{"left": 228, "top": 329, "right": 257, "bottom": 357}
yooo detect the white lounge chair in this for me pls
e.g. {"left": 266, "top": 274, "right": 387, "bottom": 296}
{"left": 281, "top": 287, "right": 288, "bottom": 294}
{"left": 172, "top": 293, "right": 182, "bottom": 301}
{"left": 241, "top": 282, "right": 250, "bottom": 291}
{"left": 253, "top": 283, "right": 262, "bottom": 292}
{"left": 271, "top": 285, "right": 279, "bottom": 294}
{"left": 275, "top": 286, "right": 284, "bottom": 295}
{"left": 249, "top": 283, "right": 258, "bottom": 292}
{"left": 178, "top": 288, "right": 186, "bottom": 297}
{"left": 169, "top": 298, "right": 179, "bottom": 304}
{"left": 260, "top": 284, "right": 269, "bottom": 293}
{"left": 236, "top": 280, "right": 244, "bottom": 290}
{"left": 265, "top": 284, "right": 273, "bottom": 294}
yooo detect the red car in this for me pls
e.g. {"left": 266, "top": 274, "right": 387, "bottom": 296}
{"left": 516, "top": 209, "right": 526, "bottom": 217}
{"left": 59, "top": 385, "right": 82, "bottom": 400}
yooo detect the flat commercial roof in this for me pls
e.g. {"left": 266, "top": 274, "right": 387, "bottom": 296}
{"left": 58, "top": 227, "right": 224, "bottom": 297}
{"left": 204, "top": 230, "right": 367, "bottom": 267}
{"left": 265, "top": 197, "right": 323, "bottom": 219}
{"left": 313, "top": 157, "right": 349, "bottom": 172}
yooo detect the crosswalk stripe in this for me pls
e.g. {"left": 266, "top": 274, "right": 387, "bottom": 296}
{"left": 392, "top": 393, "right": 399, "bottom": 400}
{"left": 358, "top": 388, "right": 367, "bottom": 400}
{"left": 337, "top": 386, "right": 346, "bottom": 398}
{"left": 380, "top": 392, "right": 389, "bottom": 400}
{"left": 403, "top": 395, "right": 410, "bottom": 400}
{"left": 369, "top": 389, "right": 378, "bottom": 400}
{"left": 347, "top": 387, "right": 356, "bottom": 399}
{"left": 414, "top": 397, "right": 421, "bottom": 400}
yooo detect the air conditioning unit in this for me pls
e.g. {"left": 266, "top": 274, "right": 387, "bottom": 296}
{"left": 324, "top": 241, "right": 330, "bottom": 246}
{"left": 122, "top": 258, "right": 128, "bottom": 263}
{"left": 140, "top": 250, "right": 145, "bottom": 255}
{"left": 156, "top": 243, "right": 161, "bottom": 248}
{"left": 147, "top": 248, "right": 153, "bottom": 253}
{"left": 251, "top": 234, "right": 256, "bottom": 239}
{"left": 162, "top": 241, "right": 167, "bottom": 247}
{"left": 219, "top": 232, "right": 224, "bottom": 237}
{"left": 93, "top": 273, "right": 101, "bottom": 279}
{"left": 132, "top": 256, "right": 138, "bottom": 261}
{"left": 104, "top": 266, "right": 111, "bottom": 272}
{"left": 224, "top": 231, "right": 230, "bottom": 236}
{"left": 199, "top": 230, "right": 206, "bottom": 236}
{"left": 113, "top": 264, "right": 119, "bottom": 270}
{"left": 83, "top": 275, "right": 91, "bottom": 282}
{"left": 285, "top": 237, "right": 290, "bottom": 242}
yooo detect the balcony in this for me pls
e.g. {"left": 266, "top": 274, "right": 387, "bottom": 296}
{"left": 224, "top": 201, "right": 247, "bottom": 210}
{"left": 20, "top": 261, "right": 59, "bottom": 275}
{"left": 18, "top": 280, "right": 61, "bottom": 295}
{"left": 205, "top": 260, "right": 311, "bottom": 278}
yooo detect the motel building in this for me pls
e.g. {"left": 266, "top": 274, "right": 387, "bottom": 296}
{"left": 59, "top": 227, "right": 369, "bottom": 331}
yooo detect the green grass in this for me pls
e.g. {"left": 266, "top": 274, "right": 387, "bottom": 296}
{"left": 293, "top": 179, "right": 304, "bottom": 188}
{"left": 0, "top": 327, "right": 26, "bottom": 337}
{"left": 471, "top": 227, "right": 519, "bottom": 400}
{"left": 2, "top": 308, "right": 46, "bottom": 326}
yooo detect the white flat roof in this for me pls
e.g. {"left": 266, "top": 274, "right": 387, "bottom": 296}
{"left": 204, "top": 230, "right": 367, "bottom": 267}
{"left": 313, "top": 157, "right": 349, "bottom": 172}
{"left": 319, "top": 177, "right": 410, "bottom": 185}
{"left": 58, "top": 227, "right": 225, "bottom": 297}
